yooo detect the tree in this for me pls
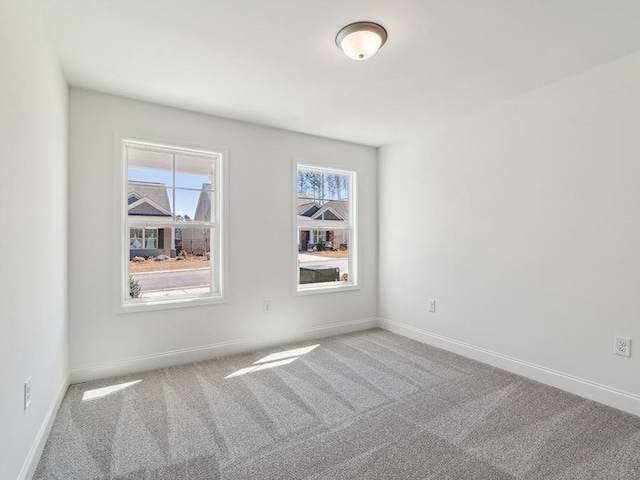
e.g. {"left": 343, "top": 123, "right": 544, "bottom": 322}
{"left": 298, "top": 170, "right": 348, "bottom": 202}
{"left": 129, "top": 275, "right": 142, "bottom": 298}
{"left": 297, "top": 170, "right": 322, "bottom": 199}
{"left": 326, "top": 174, "right": 348, "bottom": 199}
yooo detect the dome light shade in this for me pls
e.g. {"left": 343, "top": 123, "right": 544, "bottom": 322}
{"left": 336, "top": 22, "right": 387, "bottom": 61}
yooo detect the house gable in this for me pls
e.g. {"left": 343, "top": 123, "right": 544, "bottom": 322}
{"left": 311, "top": 203, "right": 347, "bottom": 222}
{"left": 313, "top": 208, "right": 341, "bottom": 221}
{"left": 297, "top": 191, "right": 320, "bottom": 217}
{"left": 299, "top": 203, "right": 319, "bottom": 217}
{"left": 128, "top": 192, "right": 142, "bottom": 205}
{"left": 128, "top": 181, "right": 172, "bottom": 211}
{"left": 128, "top": 197, "right": 172, "bottom": 217}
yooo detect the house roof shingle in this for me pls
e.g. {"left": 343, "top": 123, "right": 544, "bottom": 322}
{"left": 128, "top": 181, "right": 172, "bottom": 215}
{"left": 194, "top": 183, "right": 212, "bottom": 221}
{"left": 312, "top": 199, "right": 349, "bottom": 221}
{"left": 297, "top": 192, "right": 319, "bottom": 216}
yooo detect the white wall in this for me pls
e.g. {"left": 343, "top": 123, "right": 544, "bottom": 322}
{"left": 379, "top": 52, "right": 640, "bottom": 415}
{"left": 0, "top": 1, "right": 68, "bottom": 478}
{"left": 68, "top": 89, "right": 377, "bottom": 380}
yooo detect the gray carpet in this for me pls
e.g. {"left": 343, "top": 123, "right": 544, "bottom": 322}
{"left": 35, "top": 329, "right": 640, "bottom": 479}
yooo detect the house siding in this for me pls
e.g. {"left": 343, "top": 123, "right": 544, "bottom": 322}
{"left": 180, "top": 227, "right": 209, "bottom": 255}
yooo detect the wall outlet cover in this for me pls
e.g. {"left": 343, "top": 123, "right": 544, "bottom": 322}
{"left": 428, "top": 299, "right": 436, "bottom": 313}
{"left": 614, "top": 336, "right": 631, "bottom": 357}
{"left": 24, "top": 378, "right": 32, "bottom": 411}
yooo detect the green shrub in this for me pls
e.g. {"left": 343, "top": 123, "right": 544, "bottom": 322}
{"left": 179, "top": 249, "right": 189, "bottom": 258}
{"left": 129, "top": 275, "right": 142, "bottom": 298}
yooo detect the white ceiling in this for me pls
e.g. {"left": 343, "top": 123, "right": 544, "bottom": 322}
{"left": 41, "top": 0, "right": 640, "bottom": 147}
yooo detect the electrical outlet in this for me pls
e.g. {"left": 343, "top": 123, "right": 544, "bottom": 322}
{"left": 428, "top": 299, "right": 436, "bottom": 313}
{"left": 263, "top": 300, "right": 272, "bottom": 313}
{"left": 614, "top": 336, "right": 631, "bottom": 357}
{"left": 24, "top": 378, "right": 31, "bottom": 411}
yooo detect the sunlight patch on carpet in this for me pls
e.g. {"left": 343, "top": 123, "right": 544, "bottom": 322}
{"left": 254, "top": 344, "right": 319, "bottom": 365}
{"left": 82, "top": 380, "right": 142, "bottom": 401}
{"left": 225, "top": 358, "right": 298, "bottom": 379}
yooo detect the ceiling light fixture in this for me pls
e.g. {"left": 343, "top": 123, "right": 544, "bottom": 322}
{"left": 336, "top": 22, "right": 387, "bottom": 61}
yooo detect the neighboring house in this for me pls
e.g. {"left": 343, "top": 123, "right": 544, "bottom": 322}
{"left": 298, "top": 192, "right": 319, "bottom": 217}
{"left": 128, "top": 181, "right": 174, "bottom": 258}
{"left": 180, "top": 183, "right": 211, "bottom": 255}
{"left": 297, "top": 192, "right": 349, "bottom": 251}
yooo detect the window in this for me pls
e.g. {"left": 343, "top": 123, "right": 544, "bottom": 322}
{"left": 296, "top": 164, "right": 357, "bottom": 292}
{"left": 144, "top": 228, "right": 158, "bottom": 249}
{"left": 130, "top": 228, "right": 143, "bottom": 248}
{"left": 312, "top": 230, "right": 326, "bottom": 245}
{"left": 129, "top": 228, "right": 159, "bottom": 249}
{"left": 120, "top": 139, "right": 225, "bottom": 309}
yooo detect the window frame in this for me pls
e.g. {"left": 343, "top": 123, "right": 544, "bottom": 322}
{"left": 294, "top": 161, "right": 358, "bottom": 295}
{"left": 312, "top": 230, "right": 326, "bottom": 245}
{"left": 116, "top": 136, "right": 228, "bottom": 313}
{"left": 128, "top": 227, "right": 159, "bottom": 250}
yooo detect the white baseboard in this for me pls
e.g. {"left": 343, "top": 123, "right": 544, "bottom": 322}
{"left": 70, "top": 317, "right": 378, "bottom": 384}
{"left": 19, "top": 372, "right": 69, "bottom": 480}
{"left": 379, "top": 318, "right": 640, "bottom": 417}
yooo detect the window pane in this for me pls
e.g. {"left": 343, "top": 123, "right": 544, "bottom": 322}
{"left": 175, "top": 153, "right": 215, "bottom": 190}
{"left": 144, "top": 228, "right": 158, "bottom": 249}
{"left": 128, "top": 147, "right": 173, "bottom": 175}
{"left": 130, "top": 228, "right": 143, "bottom": 248}
{"left": 297, "top": 170, "right": 350, "bottom": 203}
{"left": 298, "top": 230, "right": 350, "bottom": 285}
{"left": 129, "top": 228, "right": 160, "bottom": 254}
{"left": 297, "top": 170, "right": 350, "bottom": 231}
{"left": 128, "top": 167, "right": 173, "bottom": 187}
{"left": 175, "top": 188, "right": 212, "bottom": 221}
{"left": 297, "top": 171, "right": 323, "bottom": 200}
{"left": 323, "top": 173, "right": 350, "bottom": 202}
{"left": 124, "top": 140, "right": 223, "bottom": 306}
{"left": 129, "top": 228, "right": 213, "bottom": 299}
{"left": 178, "top": 226, "right": 211, "bottom": 255}
{"left": 297, "top": 191, "right": 318, "bottom": 216}
{"left": 296, "top": 165, "right": 354, "bottom": 290}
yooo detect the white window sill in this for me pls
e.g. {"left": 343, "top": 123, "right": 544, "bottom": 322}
{"left": 296, "top": 283, "right": 360, "bottom": 296}
{"left": 116, "top": 293, "right": 227, "bottom": 314}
